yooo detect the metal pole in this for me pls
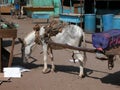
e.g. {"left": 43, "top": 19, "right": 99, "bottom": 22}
{"left": 61, "top": 0, "right": 64, "bottom": 13}
{"left": 80, "top": 0, "right": 83, "bottom": 28}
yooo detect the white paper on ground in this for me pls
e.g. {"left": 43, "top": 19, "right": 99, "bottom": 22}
{"left": 12, "top": 66, "right": 31, "bottom": 73}
{"left": 69, "top": 59, "right": 79, "bottom": 63}
{"left": 3, "top": 67, "right": 21, "bottom": 78}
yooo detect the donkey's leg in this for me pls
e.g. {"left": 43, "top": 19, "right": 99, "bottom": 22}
{"left": 42, "top": 44, "right": 49, "bottom": 73}
{"left": 22, "top": 48, "right": 28, "bottom": 63}
{"left": 22, "top": 46, "right": 30, "bottom": 63}
{"left": 24, "top": 43, "right": 35, "bottom": 63}
{"left": 78, "top": 60, "right": 84, "bottom": 78}
{"left": 74, "top": 50, "right": 85, "bottom": 78}
{"left": 18, "top": 38, "right": 28, "bottom": 63}
{"left": 49, "top": 48, "right": 55, "bottom": 72}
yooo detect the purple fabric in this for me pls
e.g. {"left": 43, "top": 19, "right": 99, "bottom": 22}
{"left": 92, "top": 30, "right": 120, "bottom": 50}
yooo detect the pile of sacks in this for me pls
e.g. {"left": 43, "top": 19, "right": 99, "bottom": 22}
{"left": 0, "top": 18, "right": 19, "bottom": 29}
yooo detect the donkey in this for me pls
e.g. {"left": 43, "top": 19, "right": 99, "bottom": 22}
{"left": 18, "top": 21, "right": 86, "bottom": 78}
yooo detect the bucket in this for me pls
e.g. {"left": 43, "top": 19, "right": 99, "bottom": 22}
{"left": 84, "top": 14, "right": 96, "bottom": 33}
{"left": 113, "top": 16, "right": 120, "bottom": 29}
{"left": 102, "top": 14, "right": 114, "bottom": 31}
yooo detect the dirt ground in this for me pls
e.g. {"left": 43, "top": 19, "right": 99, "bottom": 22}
{"left": 0, "top": 15, "right": 120, "bottom": 90}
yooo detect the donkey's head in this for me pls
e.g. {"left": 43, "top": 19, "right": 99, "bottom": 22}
{"left": 18, "top": 24, "right": 41, "bottom": 63}
{"left": 33, "top": 24, "right": 40, "bottom": 31}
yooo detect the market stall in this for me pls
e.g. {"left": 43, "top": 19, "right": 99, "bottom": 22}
{"left": 0, "top": 17, "right": 17, "bottom": 72}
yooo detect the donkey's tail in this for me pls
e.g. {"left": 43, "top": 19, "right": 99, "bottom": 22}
{"left": 82, "top": 31, "right": 87, "bottom": 65}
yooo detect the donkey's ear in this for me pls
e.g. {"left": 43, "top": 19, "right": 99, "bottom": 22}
{"left": 18, "top": 38, "right": 24, "bottom": 44}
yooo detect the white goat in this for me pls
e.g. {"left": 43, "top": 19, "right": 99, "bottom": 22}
{"left": 18, "top": 23, "right": 86, "bottom": 78}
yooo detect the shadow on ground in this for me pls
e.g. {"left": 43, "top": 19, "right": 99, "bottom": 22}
{"left": 12, "top": 56, "right": 43, "bottom": 69}
{"left": 12, "top": 55, "right": 120, "bottom": 86}
{"left": 100, "top": 71, "right": 120, "bottom": 86}
{"left": 3, "top": 39, "right": 20, "bottom": 47}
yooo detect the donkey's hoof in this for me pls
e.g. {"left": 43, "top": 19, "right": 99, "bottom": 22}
{"left": 42, "top": 69, "right": 50, "bottom": 74}
{"left": 79, "top": 74, "right": 85, "bottom": 78}
{"left": 50, "top": 68, "right": 56, "bottom": 73}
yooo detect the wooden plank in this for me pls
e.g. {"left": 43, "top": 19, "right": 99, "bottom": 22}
{"left": 8, "top": 38, "right": 15, "bottom": 67}
{"left": 0, "top": 29, "right": 17, "bottom": 38}
{"left": 48, "top": 41, "right": 96, "bottom": 53}
{"left": 105, "top": 47, "right": 120, "bottom": 55}
{"left": 23, "top": 6, "right": 54, "bottom": 12}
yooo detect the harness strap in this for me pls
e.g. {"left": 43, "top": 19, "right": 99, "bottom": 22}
{"left": 44, "top": 20, "right": 67, "bottom": 37}
{"left": 33, "top": 21, "right": 67, "bottom": 45}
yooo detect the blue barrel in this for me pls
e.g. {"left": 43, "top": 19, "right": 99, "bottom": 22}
{"left": 102, "top": 14, "right": 114, "bottom": 31}
{"left": 84, "top": 14, "right": 96, "bottom": 33}
{"left": 113, "top": 16, "right": 120, "bottom": 29}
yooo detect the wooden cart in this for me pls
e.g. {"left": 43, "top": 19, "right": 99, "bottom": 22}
{"left": 48, "top": 40, "right": 119, "bottom": 70}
